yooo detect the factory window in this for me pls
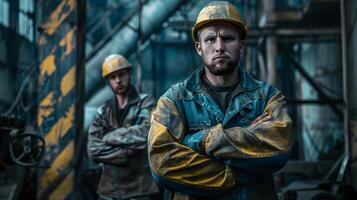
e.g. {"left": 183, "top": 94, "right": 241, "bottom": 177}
{"left": 0, "top": 0, "right": 9, "bottom": 27}
{"left": 18, "top": 0, "right": 34, "bottom": 41}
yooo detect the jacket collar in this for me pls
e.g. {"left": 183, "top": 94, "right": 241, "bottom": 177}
{"left": 108, "top": 85, "right": 141, "bottom": 109}
{"left": 126, "top": 85, "right": 141, "bottom": 105}
{"left": 186, "top": 66, "right": 260, "bottom": 95}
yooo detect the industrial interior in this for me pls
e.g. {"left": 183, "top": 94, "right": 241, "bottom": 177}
{"left": 0, "top": 0, "right": 357, "bottom": 199}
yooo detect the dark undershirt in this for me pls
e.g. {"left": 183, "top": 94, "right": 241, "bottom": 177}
{"left": 202, "top": 77, "right": 238, "bottom": 113}
{"left": 115, "top": 100, "right": 129, "bottom": 127}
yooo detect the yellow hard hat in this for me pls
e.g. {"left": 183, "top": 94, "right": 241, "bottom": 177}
{"left": 192, "top": 1, "right": 248, "bottom": 42}
{"left": 102, "top": 54, "right": 132, "bottom": 78}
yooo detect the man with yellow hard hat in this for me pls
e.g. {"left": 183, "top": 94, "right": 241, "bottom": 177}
{"left": 87, "top": 54, "right": 159, "bottom": 200}
{"left": 148, "top": 1, "right": 292, "bottom": 199}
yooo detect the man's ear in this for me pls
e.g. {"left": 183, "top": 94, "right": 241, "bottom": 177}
{"left": 195, "top": 42, "right": 202, "bottom": 56}
{"left": 239, "top": 40, "right": 246, "bottom": 53}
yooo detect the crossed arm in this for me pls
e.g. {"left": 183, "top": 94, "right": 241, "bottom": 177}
{"left": 183, "top": 92, "right": 292, "bottom": 174}
{"left": 87, "top": 116, "right": 134, "bottom": 165}
{"left": 102, "top": 96, "right": 156, "bottom": 150}
{"left": 148, "top": 92, "right": 292, "bottom": 195}
{"left": 148, "top": 97, "right": 236, "bottom": 196}
{"left": 87, "top": 96, "right": 156, "bottom": 165}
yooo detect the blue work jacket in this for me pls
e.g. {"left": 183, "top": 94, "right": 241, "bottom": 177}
{"left": 148, "top": 67, "right": 293, "bottom": 200}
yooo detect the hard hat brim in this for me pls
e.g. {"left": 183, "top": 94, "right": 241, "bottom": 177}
{"left": 192, "top": 18, "right": 248, "bottom": 42}
{"left": 102, "top": 64, "right": 132, "bottom": 78}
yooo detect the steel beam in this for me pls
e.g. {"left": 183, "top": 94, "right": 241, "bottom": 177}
{"left": 289, "top": 58, "right": 343, "bottom": 119}
{"left": 85, "top": 0, "right": 189, "bottom": 104}
{"left": 287, "top": 99, "right": 343, "bottom": 105}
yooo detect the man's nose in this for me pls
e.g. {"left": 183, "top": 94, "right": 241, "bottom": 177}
{"left": 115, "top": 76, "right": 121, "bottom": 83}
{"left": 215, "top": 37, "right": 225, "bottom": 53}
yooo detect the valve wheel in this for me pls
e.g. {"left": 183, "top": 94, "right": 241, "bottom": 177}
{"left": 9, "top": 133, "right": 45, "bottom": 167}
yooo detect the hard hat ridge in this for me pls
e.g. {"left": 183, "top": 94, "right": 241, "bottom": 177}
{"left": 102, "top": 54, "right": 132, "bottom": 78}
{"left": 192, "top": 1, "right": 248, "bottom": 42}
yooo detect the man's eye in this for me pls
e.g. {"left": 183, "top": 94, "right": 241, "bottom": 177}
{"left": 222, "top": 36, "right": 235, "bottom": 41}
{"left": 205, "top": 37, "right": 215, "bottom": 42}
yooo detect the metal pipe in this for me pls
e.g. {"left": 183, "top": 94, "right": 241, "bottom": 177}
{"left": 248, "top": 27, "right": 340, "bottom": 38}
{"left": 286, "top": 99, "right": 343, "bottom": 105}
{"left": 336, "top": 0, "right": 350, "bottom": 184}
{"left": 266, "top": 37, "right": 277, "bottom": 86}
{"left": 136, "top": 0, "right": 143, "bottom": 92}
{"left": 151, "top": 42, "right": 157, "bottom": 98}
{"left": 257, "top": 50, "right": 267, "bottom": 81}
{"left": 74, "top": 0, "right": 86, "bottom": 197}
{"left": 85, "top": 1, "right": 149, "bottom": 61}
{"left": 289, "top": 58, "right": 343, "bottom": 119}
{"left": 85, "top": 0, "right": 188, "bottom": 104}
{"left": 171, "top": 25, "right": 340, "bottom": 38}
{"left": 261, "top": 0, "right": 277, "bottom": 86}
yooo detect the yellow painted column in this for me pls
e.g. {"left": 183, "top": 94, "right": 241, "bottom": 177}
{"left": 36, "top": 0, "right": 78, "bottom": 199}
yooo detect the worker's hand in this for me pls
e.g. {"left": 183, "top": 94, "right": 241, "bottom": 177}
{"left": 249, "top": 112, "right": 272, "bottom": 126}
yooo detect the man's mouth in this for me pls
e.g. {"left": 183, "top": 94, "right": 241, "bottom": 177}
{"left": 213, "top": 56, "right": 229, "bottom": 60}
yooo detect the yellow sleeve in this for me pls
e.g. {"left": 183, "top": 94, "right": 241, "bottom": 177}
{"left": 203, "top": 92, "right": 293, "bottom": 159}
{"left": 148, "top": 97, "right": 236, "bottom": 195}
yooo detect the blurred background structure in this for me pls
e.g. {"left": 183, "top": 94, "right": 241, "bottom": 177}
{"left": 0, "top": 0, "right": 357, "bottom": 199}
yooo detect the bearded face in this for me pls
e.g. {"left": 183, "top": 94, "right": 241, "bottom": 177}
{"left": 107, "top": 69, "right": 131, "bottom": 95}
{"left": 195, "top": 23, "right": 245, "bottom": 76}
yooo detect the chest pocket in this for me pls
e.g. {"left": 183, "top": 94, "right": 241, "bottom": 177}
{"left": 237, "top": 102, "right": 254, "bottom": 127}
{"left": 232, "top": 91, "right": 265, "bottom": 127}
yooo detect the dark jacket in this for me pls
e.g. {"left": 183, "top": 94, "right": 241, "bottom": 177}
{"left": 88, "top": 86, "right": 159, "bottom": 199}
{"left": 148, "top": 67, "right": 293, "bottom": 200}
